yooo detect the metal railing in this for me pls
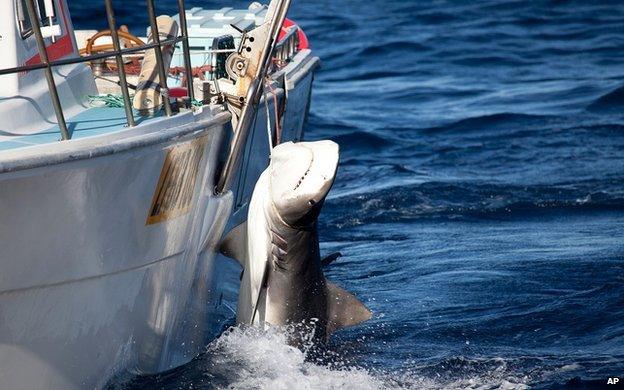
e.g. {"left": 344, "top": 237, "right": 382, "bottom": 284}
{"left": 273, "top": 25, "right": 300, "bottom": 65}
{"left": 3, "top": 0, "right": 306, "bottom": 200}
{"left": 1, "top": 0, "right": 195, "bottom": 140}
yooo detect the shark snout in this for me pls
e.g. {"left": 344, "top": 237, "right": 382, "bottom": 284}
{"left": 269, "top": 141, "right": 339, "bottom": 225}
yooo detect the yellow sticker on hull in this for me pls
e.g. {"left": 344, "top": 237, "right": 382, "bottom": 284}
{"left": 147, "top": 137, "right": 207, "bottom": 225}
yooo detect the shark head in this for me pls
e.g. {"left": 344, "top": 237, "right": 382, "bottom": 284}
{"left": 268, "top": 141, "right": 339, "bottom": 227}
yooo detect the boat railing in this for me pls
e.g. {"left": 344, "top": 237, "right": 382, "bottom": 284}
{"left": 273, "top": 24, "right": 300, "bottom": 65}
{"left": 0, "top": 0, "right": 196, "bottom": 140}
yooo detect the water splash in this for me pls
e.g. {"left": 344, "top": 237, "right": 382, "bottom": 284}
{"left": 202, "top": 325, "right": 388, "bottom": 390}
{"left": 119, "top": 324, "right": 540, "bottom": 389}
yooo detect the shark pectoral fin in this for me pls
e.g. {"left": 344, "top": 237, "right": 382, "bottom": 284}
{"left": 325, "top": 281, "right": 372, "bottom": 336}
{"left": 321, "top": 252, "right": 342, "bottom": 267}
{"left": 218, "top": 222, "right": 247, "bottom": 266}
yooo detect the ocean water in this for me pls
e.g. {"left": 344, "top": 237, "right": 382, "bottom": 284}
{"left": 71, "top": 0, "right": 624, "bottom": 388}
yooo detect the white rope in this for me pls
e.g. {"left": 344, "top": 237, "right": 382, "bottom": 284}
{"left": 264, "top": 82, "right": 274, "bottom": 154}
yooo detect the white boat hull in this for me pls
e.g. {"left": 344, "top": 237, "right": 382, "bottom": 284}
{"left": 0, "top": 109, "right": 234, "bottom": 388}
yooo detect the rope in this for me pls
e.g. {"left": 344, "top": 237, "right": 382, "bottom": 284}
{"left": 264, "top": 82, "right": 274, "bottom": 153}
{"left": 88, "top": 94, "right": 204, "bottom": 108}
{"left": 265, "top": 79, "right": 282, "bottom": 144}
{"left": 88, "top": 94, "right": 127, "bottom": 108}
{"left": 169, "top": 65, "right": 213, "bottom": 84}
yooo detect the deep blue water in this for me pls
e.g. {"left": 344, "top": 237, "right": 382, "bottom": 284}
{"left": 72, "top": 1, "right": 624, "bottom": 388}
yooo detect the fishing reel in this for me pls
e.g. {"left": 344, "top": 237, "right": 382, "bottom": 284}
{"left": 225, "top": 53, "right": 249, "bottom": 81}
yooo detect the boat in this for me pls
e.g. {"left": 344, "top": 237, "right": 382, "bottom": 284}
{"left": 0, "top": 0, "right": 319, "bottom": 388}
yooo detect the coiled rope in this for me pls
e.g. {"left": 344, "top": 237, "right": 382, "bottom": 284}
{"left": 88, "top": 94, "right": 203, "bottom": 108}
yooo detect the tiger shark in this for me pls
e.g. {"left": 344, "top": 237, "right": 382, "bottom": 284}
{"left": 220, "top": 140, "right": 371, "bottom": 340}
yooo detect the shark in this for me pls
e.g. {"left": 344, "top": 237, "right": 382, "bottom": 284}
{"left": 220, "top": 140, "right": 371, "bottom": 340}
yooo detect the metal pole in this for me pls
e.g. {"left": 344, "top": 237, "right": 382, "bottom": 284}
{"left": 215, "top": 0, "right": 292, "bottom": 194}
{"left": 104, "top": 0, "right": 136, "bottom": 127}
{"left": 177, "top": 0, "right": 195, "bottom": 103}
{"left": 24, "top": 0, "right": 70, "bottom": 140}
{"left": 215, "top": 79, "right": 260, "bottom": 194}
{"left": 146, "top": 0, "right": 173, "bottom": 116}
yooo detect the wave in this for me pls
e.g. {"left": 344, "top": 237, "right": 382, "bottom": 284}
{"left": 323, "top": 181, "right": 624, "bottom": 227}
{"left": 323, "top": 70, "right": 414, "bottom": 82}
{"left": 451, "top": 55, "right": 536, "bottom": 67}
{"left": 548, "top": 377, "right": 614, "bottom": 389}
{"left": 586, "top": 84, "right": 624, "bottom": 112}
{"left": 329, "top": 131, "right": 394, "bottom": 151}
{"left": 356, "top": 41, "right": 430, "bottom": 58}
{"left": 421, "top": 113, "right": 554, "bottom": 134}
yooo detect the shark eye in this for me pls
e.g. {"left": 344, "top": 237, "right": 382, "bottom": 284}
{"left": 308, "top": 199, "right": 316, "bottom": 206}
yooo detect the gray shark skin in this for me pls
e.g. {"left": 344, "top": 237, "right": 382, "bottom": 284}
{"left": 220, "top": 141, "right": 371, "bottom": 341}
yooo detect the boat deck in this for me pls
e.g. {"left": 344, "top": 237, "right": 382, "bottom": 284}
{"left": 0, "top": 107, "right": 157, "bottom": 152}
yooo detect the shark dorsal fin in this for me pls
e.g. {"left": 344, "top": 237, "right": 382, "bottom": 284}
{"left": 218, "top": 222, "right": 247, "bottom": 266}
{"left": 325, "top": 280, "right": 372, "bottom": 336}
